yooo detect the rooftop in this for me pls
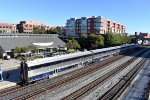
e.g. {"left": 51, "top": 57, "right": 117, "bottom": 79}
{"left": 0, "top": 33, "right": 66, "bottom": 52}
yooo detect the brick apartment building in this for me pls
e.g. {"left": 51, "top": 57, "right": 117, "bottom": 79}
{"left": 66, "top": 16, "right": 126, "bottom": 36}
{"left": 0, "top": 23, "right": 18, "bottom": 33}
{"left": 17, "top": 21, "right": 55, "bottom": 33}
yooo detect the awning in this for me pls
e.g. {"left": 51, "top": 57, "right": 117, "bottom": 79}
{"left": 32, "top": 42, "right": 53, "bottom": 47}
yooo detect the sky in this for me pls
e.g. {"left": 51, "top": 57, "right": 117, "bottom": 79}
{"left": 0, "top": 0, "right": 150, "bottom": 34}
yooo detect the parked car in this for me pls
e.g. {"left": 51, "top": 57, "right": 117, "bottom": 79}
{"left": 4, "top": 55, "right": 10, "bottom": 60}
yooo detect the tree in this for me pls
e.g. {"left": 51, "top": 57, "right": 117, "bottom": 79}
{"left": 66, "top": 35, "right": 74, "bottom": 40}
{"left": 66, "top": 37, "right": 80, "bottom": 50}
{"left": 66, "top": 40, "right": 74, "bottom": 49}
{"left": 13, "top": 47, "right": 28, "bottom": 57}
{"left": 20, "top": 47, "right": 27, "bottom": 53}
{"left": 106, "top": 32, "right": 131, "bottom": 46}
{"left": 13, "top": 47, "right": 21, "bottom": 55}
{"left": 33, "top": 26, "right": 46, "bottom": 34}
{"left": 72, "top": 39, "right": 81, "bottom": 49}
{"left": 89, "top": 34, "right": 104, "bottom": 49}
{"left": 79, "top": 33, "right": 88, "bottom": 49}
{"left": 46, "top": 26, "right": 62, "bottom": 34}
{"left": 27, "top": 45, "right": 38, "bottom": 54}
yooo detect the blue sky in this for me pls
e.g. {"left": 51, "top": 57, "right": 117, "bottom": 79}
{"left": 0, "top": 0, "right": 150, "bottom": 34}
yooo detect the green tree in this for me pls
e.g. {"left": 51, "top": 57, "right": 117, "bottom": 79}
{"left": 13, "top": 47, "right": 28, "bottom": 56}
{"left": 79, "top": 33, "right": 88, "bottom": 49}
{"left": 27, "top": 45, "right": 38, "bottom": 53}
{"left": 66, "top": 37, "right": 80, "bottom": 50}
{"left": 66, "top": 35, "right": 74, "bottom": 40}
{"left": 72, "top": 39, "right": 81, "bottom": 49}
{"left": 89, "top": 34, "right": 104, "bottom": 49}
{"left": 13, "top": 47, "right": 21, "bottom": 55}
{"left": 46, "top": 26, "right": 62, "bottom": 34}
{"left": 106, "top": 32, "right": 114, "bottom": 46}
{"left": 20, "top": 47, "right": 28, "bottom": 53}
{"left": 106, "top": 32, "right": 131, "bottom": 46}
{"left": 33, "top": 26, "right": 46, "bottom": 34}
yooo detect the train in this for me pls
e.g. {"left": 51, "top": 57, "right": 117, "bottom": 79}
{"left": 0, "top": 71, "right": 2, "bottom": 82}
{"left": 0, "top": 63, "right": 3, "bottom": 82}
{"left": 20, "top": 44, "right": 138, "bottom": 83}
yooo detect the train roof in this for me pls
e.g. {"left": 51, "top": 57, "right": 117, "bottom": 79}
{"left": 90, "top": 46, "right": 118, "bottom": 54}
{"left": 91, "top": 44, "right": 137, "bottom": 54}
{"left": 26, "top": 44, "right": 138, "bottom": 67}
{"left": 27, "top": 51, "right": 92, "bottom": 67}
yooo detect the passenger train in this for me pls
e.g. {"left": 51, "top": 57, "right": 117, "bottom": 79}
{"left": 20, "top": 44, "right": 138, "bottom": 83}
{"left": 0, "top": 63, "right": 3, "bottom": 82}
{"left": 0, "top": 70, "right": 2, "bottom": 82}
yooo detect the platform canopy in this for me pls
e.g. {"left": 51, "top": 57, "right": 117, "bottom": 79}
{"left": 32, "top": 42, "right": 53, "bottom": 47}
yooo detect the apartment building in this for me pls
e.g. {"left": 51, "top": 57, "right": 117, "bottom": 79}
{"left": 0, "top": 23, "right": 17, "bottom": 33}
{"left": 17, "top": 21, "right": 54, "bottom": 33}
{"left": 66, "top": 16, "right": 126, "bottom": 36}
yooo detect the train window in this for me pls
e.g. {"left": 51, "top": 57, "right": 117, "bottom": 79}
{"left": 28, "top": 67, "right": 31, "bottom": 71}
{"left": 28, "top": 54, "right": 92, "bottom": 71}
{"left": 55, "top": 60, "right": 62, "bottom": 64}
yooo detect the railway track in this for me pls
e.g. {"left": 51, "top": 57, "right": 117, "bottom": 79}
{"left": 12, "top": 49, "right": 148, "bottom": 100}
{"left": 0, "top": 47, "right": 145, "bottom": 100}
{"left": 13, "top": 56, "right": 127, "bottom": 100}
{"left": 0, "top": 55, "right": 125, "bottom": 99}
{"left": 62, "top": 50, "right": 148, "bottom": 100}
{"left": 99, "top": 55, "right": 149, "bottom": 100}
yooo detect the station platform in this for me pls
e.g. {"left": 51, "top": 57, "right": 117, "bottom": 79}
{"left": 0, "top": 66, "right": 21, "bottom": 90}
{"left": 0, "top": 81, "right": 17, "bottom": 90}
{"left": 1, "top": 59, "right": 20, "bottom": 71}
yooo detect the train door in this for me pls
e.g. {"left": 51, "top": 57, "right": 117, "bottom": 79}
{"left": 78, "top": 62, "right": 82, "bottom": 68}
{"left": 53, "top": 69, "right": 58, "bottom": 77}
{"left": 20, "top": 62, "right": 28, "bottom": 84}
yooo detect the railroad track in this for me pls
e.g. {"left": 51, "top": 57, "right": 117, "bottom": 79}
{"left": 0, "top": 47, "right": 144, "bottom": 100}
{"left": 61, "top": 48, "right": 149, "bottom": 100}
{"left": 62, "top": 53, "right": 144, "bottom": 100}
{"left": 13, "top": 56, "right": 126, "bottom": 100}
{"left": 99, "top": 55, "right": 149, "bottom": 100}
{"left": 12, "top": 48, "right": 147, "bottom": 100}
{"left": 0, "top": 55, "right": 125, "bottom": 99}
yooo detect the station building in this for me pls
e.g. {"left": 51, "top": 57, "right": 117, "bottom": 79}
{"left": 0, "top": 33, "right": 66, "bottom": 58}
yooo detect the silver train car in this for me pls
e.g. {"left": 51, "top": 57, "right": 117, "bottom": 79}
{"left": 20, "top": 44, "right": 138, "bottom": 83}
